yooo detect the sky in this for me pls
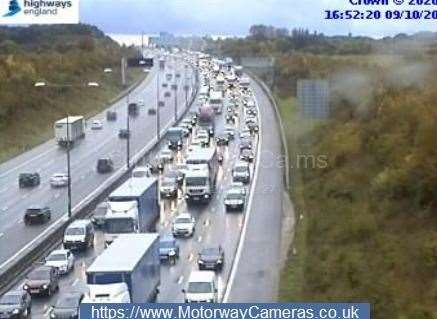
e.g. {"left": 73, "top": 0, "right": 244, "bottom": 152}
{"left": 80, "top": 0, "right": 437, "bottom": 38}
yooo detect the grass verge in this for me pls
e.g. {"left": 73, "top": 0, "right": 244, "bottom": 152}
{"left": 0, "top": 68, "right": 145, "bottom": 163}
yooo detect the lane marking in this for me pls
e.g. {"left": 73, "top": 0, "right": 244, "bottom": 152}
{"left": 0, "top": 233, "right": 4, "bottom": 239}
{"left": 177, "top": 276, "right": 184, "bottom": 285}
{"left": 197, "top": 236, "right": 202, "bottom": 243}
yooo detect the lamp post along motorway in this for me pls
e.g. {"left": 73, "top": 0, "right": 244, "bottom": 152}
{"left": 126, "top": 90, "right": 131, "bottom": 169}
{"left": 34, "top": 81, "right": 100, "bottom": 219}
{"left": 171, "top": 83, "right": 178, "bottom": 121}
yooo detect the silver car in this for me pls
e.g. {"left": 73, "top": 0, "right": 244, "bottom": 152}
{"left": 50, "top": 173, "right": 69, "bottom": 187}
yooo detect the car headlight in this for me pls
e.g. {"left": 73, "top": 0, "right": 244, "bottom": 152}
{"left": 204, "top": 194, "right": 210, "bottom": 198}
{"left": 168, "top": 250, "right": 176, "bottom": 256}
{"left": 50, "top": 312, "right": 56, "bottom": 318}
{"left": 198, "top": 260, "right": 204, "bottom": 264}
{"left": 12, "top": 309, "right": 20, "bottom": 314}
{"left": 42, "top": 284, "right": 48, "bottom": 289}
{"left": 23, "top": 285, "right": 29, "bottom": 290}
{"left": 217, "top": 259, "right": 223, "bottom": 264}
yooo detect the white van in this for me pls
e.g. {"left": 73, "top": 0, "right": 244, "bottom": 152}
{"left": 63, "top": 219, "right": 94, "bottom": 251}
{"left": 182, "top": 271, "right": 218, "bottom": 303}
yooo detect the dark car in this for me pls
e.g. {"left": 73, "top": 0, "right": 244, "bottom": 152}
{"left": 159, "top": 235, "right": 180, "bottom": 264}
{"left": 24, "top": 207, "right": 51, "bottom": 225}
{"left": 118, "top": 129, "right": 130, "bottom": 139}
{"left": 23, "top": 266, "right": 59, "bottom": 297}
{"left": 215, "top": 134, "right": 229, "bottom": 146}
{"left": 225, "top": 113, "right": 236, "bottom": 124}
{"left": 50, "top": 292, "right": 83, "bottom": 319}
{"left": 240, "top": 149, "right": 254, "bottom": 163}
{"left": 160, "top": 175, "right": 178, "bottom": 199}
{"left": 97, "top": 158, "right": 114, "bottom": 174}
{"left": 164, "top": 91, "right": 171, "bottom": 98}
{"left": 106, "top": 111, "right": 117, "bottom": 121}
{"left": 91, "top": 202, "right": 107, "bottom": 228}
{"left": 0, "top": 290, "right": 31, "bottom": 319}
{"left": 162, "top": 82, "right": 168, "bottom": 88}
{"left": 18, "top": 173, "right": 40, "bottom": 188}
{"left": 148, "top": 107, "right": 157, "bottom": 115}
{"left": 128, "top": 103, "right": 139, "bottom": 116}
{"left": 197, "top": 246, "right": 225, "bottom": 271}
{"left": 247, "top": 121, "right": 259, "bottom": 133}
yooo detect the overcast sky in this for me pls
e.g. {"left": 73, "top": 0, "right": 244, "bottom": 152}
{"left": 80, "top": 0, "right": 437, "bottom": 38}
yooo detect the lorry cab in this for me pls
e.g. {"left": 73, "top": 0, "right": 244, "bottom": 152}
{"left": 104, "top": 201, "right": 139, "bottom": 245}
{"left": 63, "top": 219, "right": 94, "bottom": 251}
{"left": 183, "top": 271, "right": 218, "bottom": 303}
{"left": 83, "top": 283, "right": 131, "bottom": 303}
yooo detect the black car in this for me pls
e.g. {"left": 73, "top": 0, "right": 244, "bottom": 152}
{"left": 97, "top": 158, "right": 114, "bottom": 174}
{"left": 148, "top": 107, "right": 157, "bottom": 115}
{"left": 0, "top": 290, "right": 31, "bottom": 319}
{"left": 23, "top": 266, "right": 59, "bottom": 297}
{"left": 225, "top": 113, "right": 236, "bottom": 124}
{"left": 162, "top": 82, "right": 168, "bottom": 88}
{"left": 147, "top": 158, "right": 164, "bottom": 174}
{"left": 159, "top": 235, "right": 180, "bottom": 264}
{"left": 198, "top": 246, "right": 225, "bottom": 271}
{"left": 240, "top": 149, "right": 254, "bottom": 162}
{"left": 128, "top": 103, "right": 139, "bottom": 116}
{"left": 18, "top": 173, "right": 40, "bottom": 188}
{"left": 247, "top": 121, "right": 259, "bottom": 133}
{"left": 50, "top": 292, "right": 83, "bottom": 319}
{"left": 118, "top": 129, "right": 130, "bottom": 139}
{"left": 24, "top": 207, "right": 51, "bottom": 225}
{"left": 215, "top": 134, "right": 229, "bottom": 146}
{"left": 106, "top": 111, "right": 117, "bottom": 121}
{"left": 164, "top": 91, "right": 171, "bottom": 98}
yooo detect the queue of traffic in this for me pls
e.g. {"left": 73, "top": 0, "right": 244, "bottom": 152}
{"left": 0, "top": 51, "right": 261, "bottom": 317}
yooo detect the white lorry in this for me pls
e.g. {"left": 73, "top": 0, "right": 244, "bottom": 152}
{"left": 184, "top": 148, "right": 219, "bottom": 204}
{"left": 104, "top": 177, "right": 159, "bottom": 245}
{"left": 85, "top": 234, "right": 160, "bottom": 303}
{"left": 54, "top": 116, "right": 85, "bottom": 147}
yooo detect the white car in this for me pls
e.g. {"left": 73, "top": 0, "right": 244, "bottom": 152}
{"left": 91, "top": 120, "right": 103, "bottom": 130}
{"left": 159, "top": 149, "right": 174, "bottom": 163}
{"left": 45, "top": 249, "right": 75, "bottom": 275}
{"left": 172, "top": 213, "right": 196, "bottom": 237}
{"left": 50, "top": 173, "right": 69, "bottom": 188}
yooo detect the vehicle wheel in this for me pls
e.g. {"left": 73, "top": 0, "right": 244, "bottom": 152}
{"left": 22, "top": 307, "right": 28, "bottom": 318}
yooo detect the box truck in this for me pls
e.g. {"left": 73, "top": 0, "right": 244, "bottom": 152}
{"left": 104, "top": 177, "right": 159, "bottom": 245}
{"left": 85, "top": 234, "right": 160, "bottom": 303}
{"left": 54, "top": 116, "right": 85, "bottom": 147}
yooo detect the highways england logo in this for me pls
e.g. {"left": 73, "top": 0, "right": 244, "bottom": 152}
{"left": 0, "top": 0, "right": 79, "bottom": 24}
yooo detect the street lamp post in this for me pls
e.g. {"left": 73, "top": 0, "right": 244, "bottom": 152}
{"left": 126, "top": 91, "right": 131, "bottom": 169}
{"left": 171, "top": 83, "right": 178, "bottom": 121}
{"left": 66, "top": 115, "right": 72, "bottom": 218}
{"left": 34, "top": 81, "right": 99, "bottom": 219}
{"left": 156, "top": 71, "right": 161, "bottom": 140}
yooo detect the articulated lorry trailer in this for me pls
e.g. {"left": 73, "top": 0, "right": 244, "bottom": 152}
{"left": 85, "top": 234, "right": 160, "bottom": 303}
{"left": 104, "top": 177, "right": 159, "bottom": 245}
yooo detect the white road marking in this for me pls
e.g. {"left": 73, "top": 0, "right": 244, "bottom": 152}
{"left": 197, "top": 236, "right": 202, "bottom": 243}
{"left": 177, "top": 276, "right": 184, "bottom": 285}
{"left": 0, "top": 233, "right": 4, "bottom": 239}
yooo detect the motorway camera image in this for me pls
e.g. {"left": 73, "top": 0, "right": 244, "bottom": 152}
{"left": 0, "top": 0, "right": 436, "bottom": 318}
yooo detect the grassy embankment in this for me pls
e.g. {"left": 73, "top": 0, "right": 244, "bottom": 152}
{"left": 277, "top": 54, "right": 437, "bottom": 318}
{"left": 0, "top": 24, "right": 145, "bottom": 163}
